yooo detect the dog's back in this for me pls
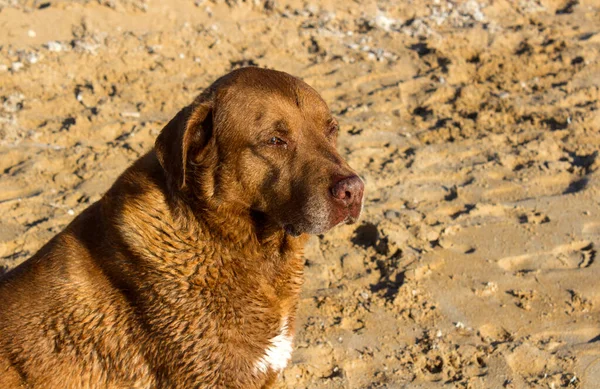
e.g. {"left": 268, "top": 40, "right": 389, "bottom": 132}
{"left": 0, "top": 177, "right": 154, "bottom": 388}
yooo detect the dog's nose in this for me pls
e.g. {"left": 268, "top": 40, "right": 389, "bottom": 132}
{"left": 331, "top": 175, "right": 364, "bottom": 206}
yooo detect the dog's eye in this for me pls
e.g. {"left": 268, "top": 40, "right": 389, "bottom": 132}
{"left": 268, "top": 136, "right": 287, "bottom": 147}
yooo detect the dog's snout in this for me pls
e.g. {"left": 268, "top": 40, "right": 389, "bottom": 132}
{"left": 331, "top": 175, "right": 364, "bottom": 206}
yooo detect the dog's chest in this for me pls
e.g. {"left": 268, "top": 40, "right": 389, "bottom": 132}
{"left": 254, "top": 316, "right": 293, "bottom": 374}
{"left": 151, "top": 245, "right": 304, "bottom": 385}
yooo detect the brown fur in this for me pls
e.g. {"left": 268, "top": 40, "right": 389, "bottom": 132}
{"left": 0, "top": 68, "right": 364, "bottom": 388}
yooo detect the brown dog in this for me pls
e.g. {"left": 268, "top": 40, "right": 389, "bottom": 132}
{"left": 0, "top": 67, "right": 364, "bottom": 388}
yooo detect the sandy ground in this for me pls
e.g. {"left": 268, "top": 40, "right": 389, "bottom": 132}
{"left": 1, "top": 0, "right": 599, "bottom": 387}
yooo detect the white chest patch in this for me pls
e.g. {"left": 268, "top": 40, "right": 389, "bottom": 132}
{"left": 254, "top": 316, "right": 293, "bottom": 374}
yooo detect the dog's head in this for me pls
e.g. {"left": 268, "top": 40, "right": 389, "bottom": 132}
{"left": 155, "top": 68, "right": 364, "bottom": 236}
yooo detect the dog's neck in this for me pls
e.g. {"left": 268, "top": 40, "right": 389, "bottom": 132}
{"left": 111, "top": 153, "right": 307, "bottom": 263}
{"left": 173, "top": 164, "right": 307, "bottom": 254}
{"left": 187, "top": 197, "right": 307, "bottom": 256}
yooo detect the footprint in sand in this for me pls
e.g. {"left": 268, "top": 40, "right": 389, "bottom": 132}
{"left": 497, "top": 241, "right": 595, "bottom": 272}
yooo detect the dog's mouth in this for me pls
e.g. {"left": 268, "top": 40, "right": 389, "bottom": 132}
{"left": 281, "top": 189, "right": 364, "bottom": 237}
{"left": 283, "top": 212, "right": 360, "bottom": 237}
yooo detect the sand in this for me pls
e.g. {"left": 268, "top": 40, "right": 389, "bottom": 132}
{"left": 1, "top": 0, "right": 599, "bottom": 387}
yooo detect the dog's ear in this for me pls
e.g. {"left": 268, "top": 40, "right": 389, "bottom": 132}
{"left": 155, "top": 99, "right": 213, "bottom": 189}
